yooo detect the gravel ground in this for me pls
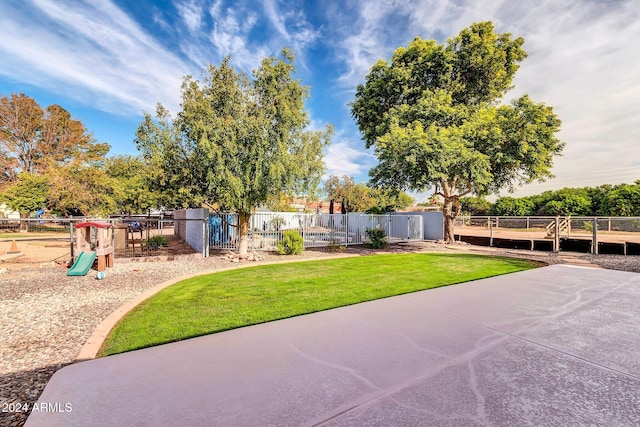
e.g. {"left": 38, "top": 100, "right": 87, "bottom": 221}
{"left": 578, "top": 253, "right": 640, "bottom": 273}
{"left": 1, "top": 244, "right": 638, "bottom": 426}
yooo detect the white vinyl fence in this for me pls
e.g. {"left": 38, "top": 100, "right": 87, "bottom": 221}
{"left": 209, "top": 212, "right": 423, "bottom": 251}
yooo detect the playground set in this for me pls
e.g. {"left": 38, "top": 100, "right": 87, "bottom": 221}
{"left": 68, "top": 222, "right": 114, "bottom": 277}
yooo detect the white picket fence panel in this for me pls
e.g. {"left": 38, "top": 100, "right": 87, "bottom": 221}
{"left": 209, "top": 212, "right": 423, "bottom": 251}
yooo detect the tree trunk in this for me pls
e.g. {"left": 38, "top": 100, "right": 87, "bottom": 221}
{"left": 238, "top": 211, "right": 251, "bottom": 256}
{"left": 443, "top": 198, "right": 455, "bottom": 243}
{"left": 440, "top": 181, "right": 462, "bottom": 244}
{"left": 20, "top": 212, "right": 29, "bottom": 233}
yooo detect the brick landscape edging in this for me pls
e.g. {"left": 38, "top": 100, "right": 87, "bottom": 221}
{"left": 75, "top": 253, "right": 360, "bottom": 362}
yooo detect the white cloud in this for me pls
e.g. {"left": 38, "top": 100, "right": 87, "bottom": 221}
{"left": 0, "top": 0, "right": 188, "bottom": 115}
{"left": 323, "top": 132, "right": 376, "bottom": 179}
{"left": 176, "top": 0, "right": 203, "bottom": 33}
{"left": 332, "top": 1, "right": 409, "bottom": 87}
{"left": 207, "top": 4, "right": 266, "bottom": 71}
{"left": 261, "top": 0, "right": 320, "bottom": 69}
{"left": 263, "top": 0, "right": 289, "bottom": 40}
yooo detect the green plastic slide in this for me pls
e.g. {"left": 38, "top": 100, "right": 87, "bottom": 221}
{"left": 67, "top": 251, "right": 97, "bottom": 276}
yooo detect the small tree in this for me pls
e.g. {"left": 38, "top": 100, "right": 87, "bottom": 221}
{"left": 352, "top": 22, "right": 563, "bottom": 242}
{"left": 0, "top": 172, "right": 48, "bottom": 230}
{"left": 136, "top": 50, "right": 330, "bottom": 255}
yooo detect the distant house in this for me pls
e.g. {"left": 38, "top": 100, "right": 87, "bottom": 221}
{"left": 286, "top": 197, "right": 345, "bottom": 214}
{"left": 399, "top": 206, "right": 442, "bottom": 212}
{"left": 0, "top": 203, "right": 20, "bottom": 219}
{"left": 307, "top": 201, "right": 345, "bottom": 214}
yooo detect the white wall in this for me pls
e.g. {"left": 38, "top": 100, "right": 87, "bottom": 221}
{"left": 0, "top": 203, "right": 20, "bottom": 219}
{"left": 174, "top": 208, "right": 209, "bottom": 256}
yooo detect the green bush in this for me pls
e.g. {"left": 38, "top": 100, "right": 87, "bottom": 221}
{"left": 277, "top": 230, "right": 304, "bottom": 255}
{"left": 146, "top": 235, "right": 168, "bottom": 249}
{"left": 327, "top": 239, "right": 345, "bottom": 253}
{"left": 365, "top": 227, "right": 387, "bottom": 249}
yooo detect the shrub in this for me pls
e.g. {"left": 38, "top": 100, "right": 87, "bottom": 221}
{"left": 327, "top": 239, "right": 345, "bottom": 253}
{"left": 365, "top": 227, "right": 387, "bottom": 249}
{"left": 146, "top": 235, "right": 168, "bottom": 249}
{"left": 277, "top": 230, "right": 304, "bottom": 255}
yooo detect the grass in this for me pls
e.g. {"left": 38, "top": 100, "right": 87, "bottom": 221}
{"left": 100, "top": 253, "right": 542, "bottom": 356}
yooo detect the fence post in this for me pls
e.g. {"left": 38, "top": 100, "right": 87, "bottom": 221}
{"left": 203, "top": 218, "right": 209, "bottom": 257}
{"left": 407, "top": 215, "right": 410, "bottom": 240}
{"left": 69, "top": 219, "right": 74, "bottom": 262}
{"left": 592, "top": 218, "right": 598, "bottom": 255}
{"left": 526, "top": 217, "right": 530, "bottom": 230}
{"left": 554, "top": 216, "right": 560, "bottom": 252}
{"left": 489, "top": 217, "right": 493, "bottom": 247}
{"left": 343, "top": 213, "right": 348, "bottom": 246}
{"left": 111, "top": 219, "right": 115, "bottom": 258}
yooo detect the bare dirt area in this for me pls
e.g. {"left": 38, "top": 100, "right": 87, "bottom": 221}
{"left": 1, "top": 243, "right": 638, "bottom": 426}
{"left": 455, "top": 225, "right": 640, "bottom": 244}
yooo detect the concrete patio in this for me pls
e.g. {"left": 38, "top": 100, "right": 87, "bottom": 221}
{"left": 26, "top": 265, "right": 640, "bottom": 426}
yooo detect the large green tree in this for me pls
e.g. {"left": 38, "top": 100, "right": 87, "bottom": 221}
{"left": 352, "top": 22, "right": 564, "bottom": 242}
{"left": 46, "top": 164, "right": 117, "bottom": 216}
{"left": 602, "top": 183, "right": 640, "bottom": 216}
{"left": 136, "top": 50, "right": 330, "bottom": 255}
{"left": 106, "top": 155, "right": 161, "bottom": 214}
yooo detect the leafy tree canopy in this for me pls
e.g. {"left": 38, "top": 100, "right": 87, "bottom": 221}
{"left": 0, "top": 93, "right": 113, "bottom": 217}
{"left": 472, "top": 181, "right": 640, "bottom": 217}
{"left": 0, "top": 172, "right": 48, "bottom": 217}
{"left": 136, "top": 50, "right": 331, "bottom": 254}
{"left": 0, "top": 93, "right": 109, "bottom": 182}
{"left": 351, "top": 22, "right": 564, "bottom": 241}
{"left": 106, "top": 155, "right": 161, "bottom": 215}
{"left": 490, "top": 196, "right": 535, "bottom": 216}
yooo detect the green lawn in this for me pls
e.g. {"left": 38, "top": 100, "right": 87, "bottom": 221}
{"left": 100, "top": 253, "right": 542, "bottom": 356}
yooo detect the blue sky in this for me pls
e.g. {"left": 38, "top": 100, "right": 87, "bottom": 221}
{"left": 1, "top": 0, "right": 639, "bottom": 202}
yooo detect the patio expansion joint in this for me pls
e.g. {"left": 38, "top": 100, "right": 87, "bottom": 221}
{"left": 310, "top": 332, "right": 508, "bottom": 426}
{"left": 413, "top": 292, "right": 640, "bottom": 382}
